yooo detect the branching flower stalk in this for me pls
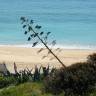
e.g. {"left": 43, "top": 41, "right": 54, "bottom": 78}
{"left": 20, "top": 17, "right": 66, "bottom": 68}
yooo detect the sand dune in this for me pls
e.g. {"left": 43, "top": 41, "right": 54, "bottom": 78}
{"left": 0, "top": 46, "right": 96, "bottom": 73}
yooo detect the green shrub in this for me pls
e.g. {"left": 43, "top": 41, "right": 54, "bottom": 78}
{"left": 87, "top": 53, "right": 96, "bottom": 64}
{"left": 44, "top": 61, "right": 96, "bottom": 96}
{"left": 0, "top": 76, "right": 15, "bottom": 88}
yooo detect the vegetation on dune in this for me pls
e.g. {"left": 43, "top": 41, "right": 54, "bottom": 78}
{"left": 44, "top": 53, "right": 96, "bottom": 96}
{"left": 0, "top": 63, "right": 56, "bottom": 89}
{"left": 0, "top": 53, "right": 96, "bottom": 96}
{"left": 0, "top": 82, "right": 96, "bottom": 96}
{"left": 0, "top": 82, "right": 64, "bottom": 96}
{"left": 0, "top": 76, "right": 16, "bottom": 88}
{"left": 0, "top": 17, "right": 96, "bottom": 96}
{"left": 87, "top": 53, "right": 96, "bottom": 63}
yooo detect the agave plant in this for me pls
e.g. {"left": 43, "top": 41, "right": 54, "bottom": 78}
{"left": 20, "top": 17, "right": 66, "bottom": 68}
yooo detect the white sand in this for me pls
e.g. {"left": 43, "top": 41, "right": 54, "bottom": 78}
{"left": 0, "top": 46, "right": 96, "bottom": 73}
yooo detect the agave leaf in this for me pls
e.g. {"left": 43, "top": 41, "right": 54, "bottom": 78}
{"left": 55, "top": 48, "right": 60, "bottom": 51}
{"left": 24, "top": 31, "right": 27, "bottom": 35}
{"left": 34, "top": 33, "right": 38, "bottom": 37}
{"left": 20, "top": 17, "right": 26, "bottom": 24}
{"left": 47, "top": 50, "right": 51, "bottom": 55}
{"left": 52, "top": 40, "right": 56, "bottom": 46}
{"left": 20, "top": 17, "right": 26, "bottom": 21}
{"left": 40, "top": 31, "right": 44, "bottom": 35}
{"left": 30, "top": 20, "right": 34, "bottom": 24}
{"left": 28, "top": 26, "right": 32, "bottom": 32}
{"left": 30, "top": 34, "right": 35, "bottom": 37}
{"left": 44, "top": 36, "right": 48, "bottom": 41}
{"left": 35, "top": 25, "right": 42, "bottom": 29}
{"left": 37, "top": 48, "right": 44, "bottom": 53}
{"left": 42, "top": 55, "right": 47, "bottom": 59}
{"left": 23, "top": 25, "right": 27, "bottom": 28}
{"left": 28, "top": 37, "right": 31, "bottom": 41}
{"left": 55, "top": 48, "right": 62, "bottom": 52}
{"left": 26, "top": 68, "right": 33, "bottom": 73}
{"left": 32, "top": 42, "right": 38, "bottom": 47}
{"left": 47, "top": 32, "right": 51, "bottom": 35}
{"left": 50, "top": 57, "right": 54, "bottom": 60}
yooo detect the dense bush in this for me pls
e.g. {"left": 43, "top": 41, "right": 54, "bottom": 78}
{"left": 0, "top": 76, "right": 15, "bottom": 88}
{"left": 44, "top": 53, "right": 96, "bottom": 96}
{"left": 87, "top": 53, "right": 96, "bottom": 64}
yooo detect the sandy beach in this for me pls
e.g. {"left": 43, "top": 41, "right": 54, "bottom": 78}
{"left": 0, "top": 46, "right": 96, "bottom": 73}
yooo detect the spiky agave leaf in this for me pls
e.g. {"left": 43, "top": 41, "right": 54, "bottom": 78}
{"left": 34, "top": 33, "right": 38, "bottom": 37}
{"left": 37, "top": 48, "right": 44, "bottom": 53}
{"left": 32, "top": 41, "right": 38, "bottom": 47}
{"left": 26, "top": 67, "right": 33, "bottom": 73}
{"left": 30, "top": 19, "right": 34, "bottom": 24}
{"left": 30, "top": 34, "right": 35, "bottom": 37}
{"left": 42, "top": 55, "right": 47, "bottom": 59}
{"left": 22, "top": 25, "right": 27, "bottom": 28}
{"left": 29, "top": 34, "right": 37, "bottom": 40}
{"left": 28, "top": 26, "right": 32, "bottom": 32}
{"left": 24, "top": 31, "right": 27, "bottom": 35}
{"left": 28, "top": 37, "right": 31, "bottom": 41}
{"left": 40, "top": 31, "right": 44, "bottom": 35}
{"left": 55, "top": 48, "right": 62, "bottom": 52}
{"left": 47, "top": 50, "right": 51, "bottom": 55}
{"left": 20, "top": 17, "right": 26, "bottom": 21}
{"left": 47, "top": 32, "right": 51, "bottom": 35}
{"left": 50, "top": 57, "right": 54, "bottom": 60}
{"left": 44, "top": 36, "right": 48, "bottom": 41}
{"left": 20, "top": 17, "right": 26, "bottom": 24}
{"left": 35, "top": 25, "right": 42, "bottom": 29}
{"left": 55, "top": 48, "right": 60, "bottom": 51}
{"left": 51, "top": 40, "right": 56, "bottom": 46}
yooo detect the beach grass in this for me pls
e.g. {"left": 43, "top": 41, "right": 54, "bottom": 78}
{"left": 0, "top": 82, "right": 58, "bottom": 96}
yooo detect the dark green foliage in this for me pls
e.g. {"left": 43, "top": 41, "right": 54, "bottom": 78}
{"left": 44, "top": 53, "right": 96, "bottom": 96}
{"left": 87, "top": 53, "right": 96, "bottom": 64}
{"left": 13, "top": 65, "right": 51, "bottom": 84}
{"left": 44, "top": 69, "right": 63, "bottom": 95}
{"left": 33, "top": 66, "right": 41, "bottom": 81}
{"left": 16, "top": 70, "right": 30, "bottom": 84}
{"left": 0, "top": 76, "right": 15, "bottom": 88}
{"left": 42, "top": 65, "right": 50, "bottom": 77}
{"left": 0, "top": 82, "right": 56, "bottom": 96}
{"left": 33, "top": 65, "right": 50, "bottom": 81}
{"left": 1, "top": 53, "right": 96, "bottom": 96}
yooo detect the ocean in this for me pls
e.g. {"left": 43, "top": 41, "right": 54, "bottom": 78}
{"left": 0, "top": 0, "right": 96, "bottom": 49}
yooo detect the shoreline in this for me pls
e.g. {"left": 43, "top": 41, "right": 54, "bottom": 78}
{"left": 0, "top": 45, "right": 96, "bottom": 73}
{"left": 0, "top": 44, "right": 96, "bottom": 50}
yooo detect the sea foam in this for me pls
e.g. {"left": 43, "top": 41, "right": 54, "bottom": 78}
{"left": 0, "top": 44, "right": 96, "bottom": 50}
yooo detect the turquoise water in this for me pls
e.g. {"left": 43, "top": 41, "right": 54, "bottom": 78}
{"left": 0, "top": 0, "right": 96, "bottom": 48}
